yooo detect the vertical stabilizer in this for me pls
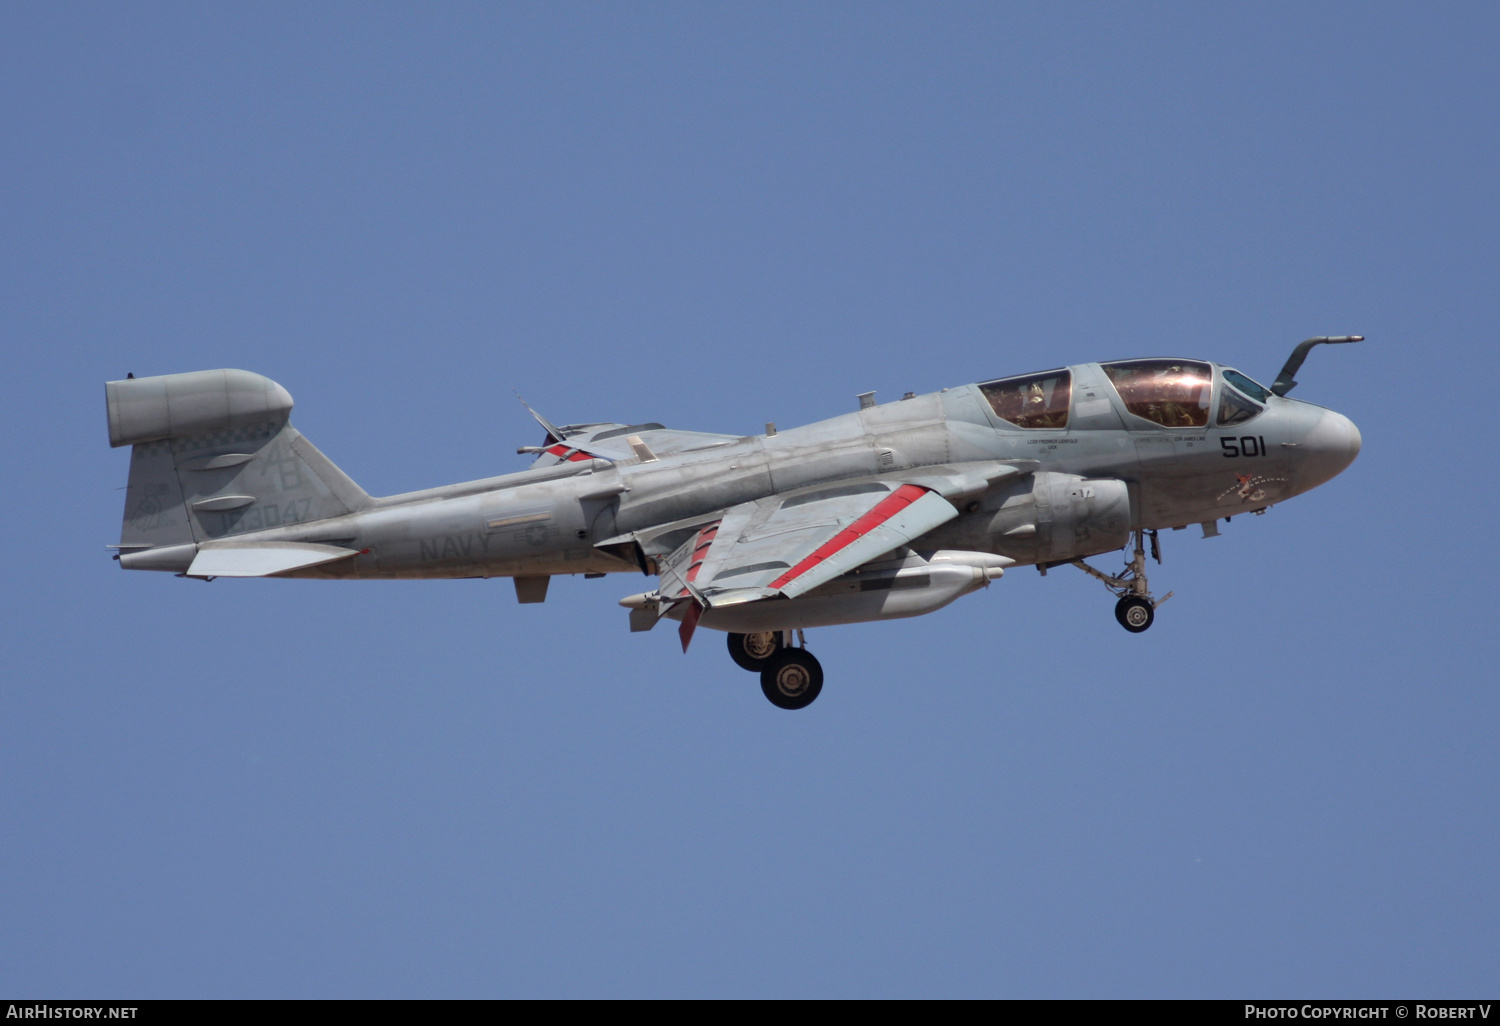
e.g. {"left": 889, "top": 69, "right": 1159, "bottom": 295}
{"left": 108, "top": 370, "right": 370, "bottom": 571}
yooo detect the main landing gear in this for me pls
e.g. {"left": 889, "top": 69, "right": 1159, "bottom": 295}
{"left": 1071, "top": 529, "right": 1173, "bottom": 634}
{"left": 727, "top": 630, "right": 824, "bottom": 710}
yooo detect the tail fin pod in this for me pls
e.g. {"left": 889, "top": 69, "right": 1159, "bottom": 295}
{"left": 107, "top": 370, "right": 369, "bottom": 571}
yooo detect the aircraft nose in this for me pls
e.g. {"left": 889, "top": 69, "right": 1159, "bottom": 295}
{"left": 1297, "top": 409, "right": 1361, "bottom": 489}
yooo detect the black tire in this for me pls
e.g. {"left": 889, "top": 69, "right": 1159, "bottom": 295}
{"left": 759, "top": 649, "right": 824, "bottom": 710}
{"left": 1115, "top": 595, "right": 1154, "bottom": 633}
{"left": 727, "top": 631, "right": 782, "bottom": 672}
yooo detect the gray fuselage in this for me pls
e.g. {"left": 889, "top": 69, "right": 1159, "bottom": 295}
{"left": 202, "top": 359, "right": 1358, "bottom": 583}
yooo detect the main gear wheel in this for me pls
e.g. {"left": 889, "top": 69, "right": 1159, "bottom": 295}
{"left": 727, "top": 631, "right": 782, "bottom": 672}
{"left": 759, "top": 649, "right": 824, "bottom": 710}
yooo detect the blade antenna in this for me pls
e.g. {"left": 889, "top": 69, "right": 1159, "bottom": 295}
{"left": 513, "top": 389, "right": 567, "bottom": 444}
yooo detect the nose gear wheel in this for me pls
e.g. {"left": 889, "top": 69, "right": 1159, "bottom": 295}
{"left": 1115, "top": 595, "right": 1154, "bottom": 632}
{"left": 1071, "top": 529, "right": 1172, "bottom": 633}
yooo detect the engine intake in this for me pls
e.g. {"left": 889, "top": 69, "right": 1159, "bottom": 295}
{"left": 985, "top": 472, "right": 1132, "bottom": 563}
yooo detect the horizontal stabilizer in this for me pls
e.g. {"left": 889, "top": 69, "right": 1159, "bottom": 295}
{"left": 186, "top": 543, "right": 360, "bottom": 578}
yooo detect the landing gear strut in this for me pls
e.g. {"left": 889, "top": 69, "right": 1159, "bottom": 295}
{"left": 729, "top": 630, "right": 823, "bottom": 709}
{"left": 1072, "top": 530, "right": 1173, "bottom": 633}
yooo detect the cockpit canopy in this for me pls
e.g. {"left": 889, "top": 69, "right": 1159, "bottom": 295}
{"left": 979, "top": 360, "right": 1279, "bottom": 431}
{"left": 979, "top": 369, "right": 1071, "bottom": 429}
{"left": 1217, "top": 368, "right": 1272, "bottom": 426}
{"left": 1100, "top": 359, "right": 1214, "bottom": 428}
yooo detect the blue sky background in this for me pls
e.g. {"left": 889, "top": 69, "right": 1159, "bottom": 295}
{"left": 2, "top": 2, "right": 1496, "bottom": 998}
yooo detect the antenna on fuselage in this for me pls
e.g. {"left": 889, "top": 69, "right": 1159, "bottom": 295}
{"left": 512, "top": 390, "right": 568, "bottom": 444}
{"left": 1271, "top": 336, "right": 1364, "bottom": 397}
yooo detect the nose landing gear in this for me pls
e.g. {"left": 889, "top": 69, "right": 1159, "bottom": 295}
{"left": 1072, "top": 529, "right": 1173, "bottom": 633}
{"left": 727, "top": 630, "right": 823, "bottom": 709}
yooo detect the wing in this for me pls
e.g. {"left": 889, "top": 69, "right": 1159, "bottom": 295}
{"left": 654, "top": 479, "right": 964, "bottom": 650}
{"left": 527, "top": 422, "right": 742, "bottom": 466}
{"left": 650, "top": 459, "right": 1034, "bottom": 594}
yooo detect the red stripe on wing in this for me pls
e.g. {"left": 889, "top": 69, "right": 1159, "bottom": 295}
{"left": 767, "top": 484, "right": 930, "bottom": 591}
{"left": 674, "top": 520, "right": 720, "bottom": 653}
{"left": 673, "top": 521, "right": 721, "bottom": 599}
{"left": 545, "top": 444, "right": 598, "bottom": 463}
{"left": 686, "top": 524, "right": 719, "bottom": 583}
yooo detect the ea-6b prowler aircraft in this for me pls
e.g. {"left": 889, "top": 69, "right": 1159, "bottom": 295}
{"left": 106, "top": 337, "right": 1362, "bottom": 709}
